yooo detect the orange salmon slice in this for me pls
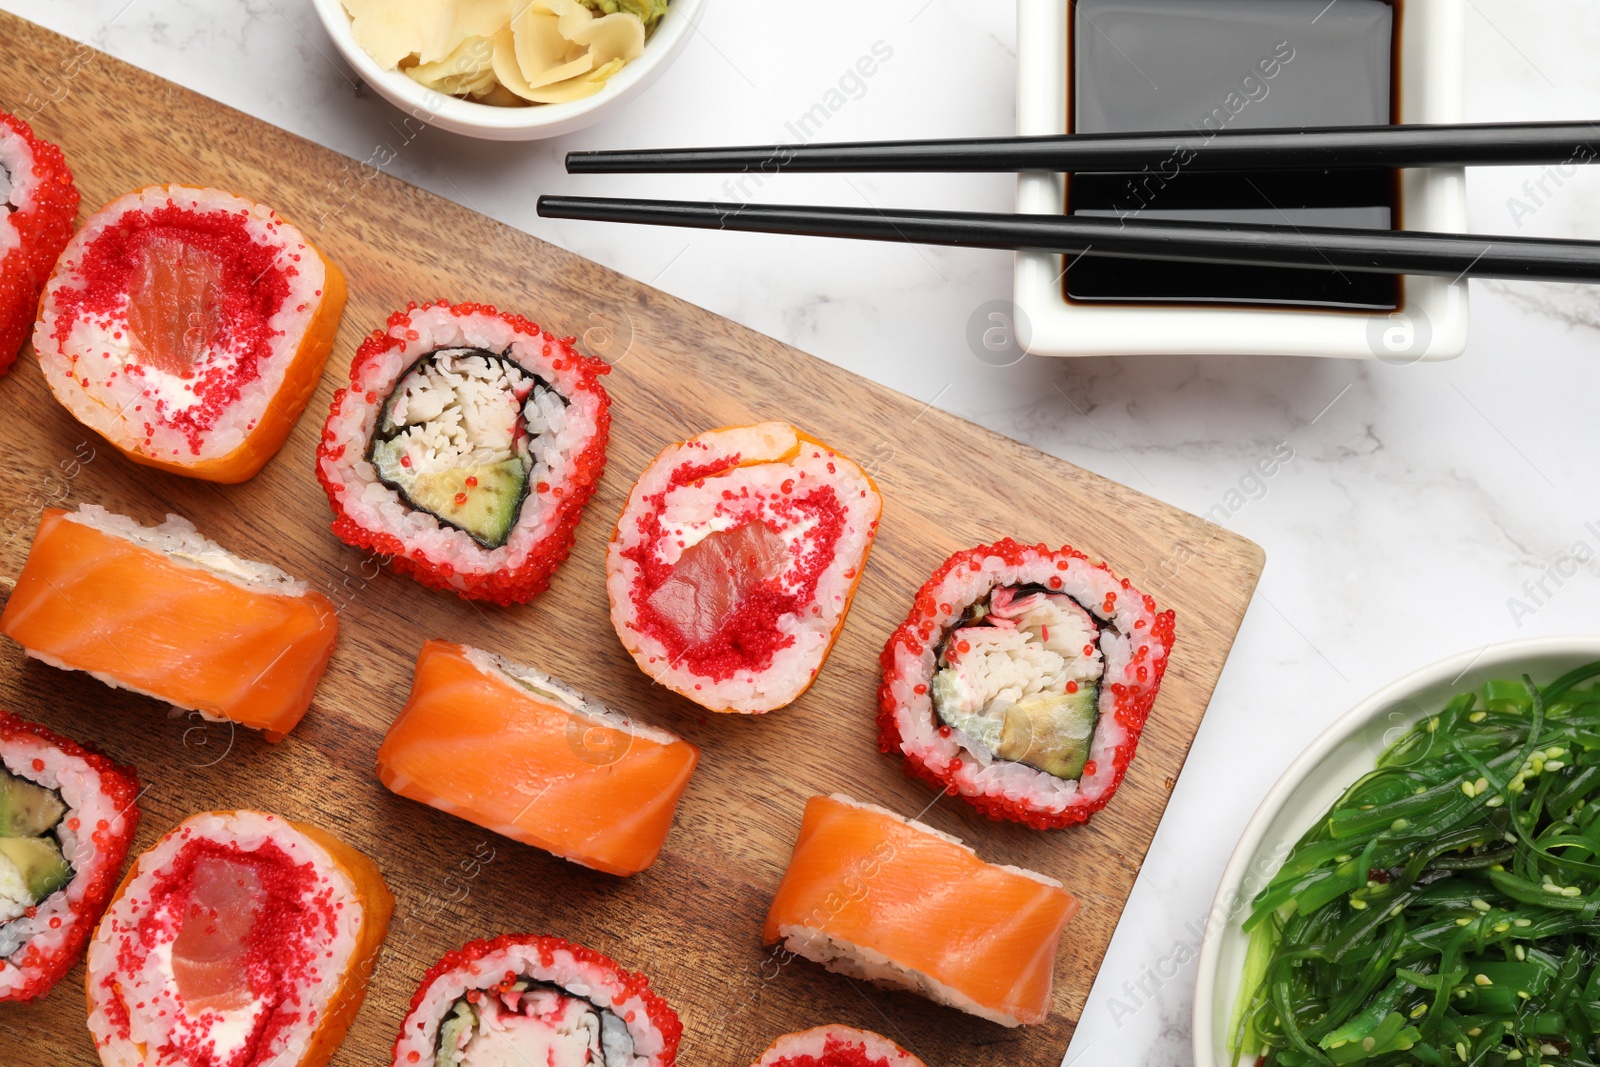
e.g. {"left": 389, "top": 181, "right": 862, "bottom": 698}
{"left": 172, "top": 854, "right": 263, "bottom": 1014}
{"left": 648, "top": 520, "right": 788, "bottom": 645}
{"left": 376, "top": 640, "right": 699, "bottom": 877}
{"left": 763, "top": 795, "right": 1078, "bottom": 1026}
{"left": 126, "top": 232, "right": 226, "bottom": 378}
{"left": 0, "top": 509, "right": 339, "bottom": 739}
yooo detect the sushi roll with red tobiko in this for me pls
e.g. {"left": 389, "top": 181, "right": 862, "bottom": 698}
{"left": 317, "top": 301, "right": 611, "bottom": 605}
{"left": 392, "top": 934, "right": 682, "bottom": 1067}
{"left": 0, "top": 109, "right": 77, "bottom": 374}
{"left": 752, "top": 1026, "right": 926, "bottom": 1067}
{"left": 0, "top": 712, "right": 139, "bottom": 1002}
{"left": 878, "top": 539, "right": 1175, "bottom": 829}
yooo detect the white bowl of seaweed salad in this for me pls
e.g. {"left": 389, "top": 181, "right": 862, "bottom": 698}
{"left": 1194, "top": 637, "right": 1600, "bottom": 1067}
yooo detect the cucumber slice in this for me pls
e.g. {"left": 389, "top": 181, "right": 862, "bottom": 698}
{"left": 997, "top": 684, "right": 1100, "bottom": 780}
{"left": 0, "top": 836, "right": 71, "bottom": 903}
{"left": 0, "top": 769, "right": 66, "bottom": 838}
{"left": 435, "top": 998, "right": 478, "bottom": 1067}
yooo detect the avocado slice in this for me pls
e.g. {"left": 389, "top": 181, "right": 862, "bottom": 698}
{"left": 435, "top": 998, "right": 478, "bottom": 1067}
{"left": 372, "top": 440, "right": 530, "bottom": 549}
{"left": 0, "top": 836, "right": 72, "bottom": 903}
{"left": 0, "top": 769, "right": 67, "bottom": 838}
{"left": 997, "top": 684, "right": 1100, "bottom": 780}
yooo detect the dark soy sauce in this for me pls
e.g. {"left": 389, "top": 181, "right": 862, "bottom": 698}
{"left": 1066, "top": 0, "right": 1402, "bottom": 310}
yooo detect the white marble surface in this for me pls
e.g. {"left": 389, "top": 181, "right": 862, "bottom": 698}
{"left": 7, "top": 0, "right": 1600, "bottom": 1063}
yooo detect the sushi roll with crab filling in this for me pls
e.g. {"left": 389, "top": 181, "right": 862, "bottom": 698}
{"left": 34, "top": 185, "right": 346, "bottom": 482}
{"left": 752, "top": 1026, "right": 926, "bottom": 1067}
{"left": 606, "top": 422, "right": 881, "bottom": 714}
{"left": 0, "top": 109, "right": 78, "bottom": 375}
{"left": 318, "top": 301, "right": 611, "bottom": 605}
{"left": 0, "top": 712, "right": 139, "bottom": 1002}
{"left": 878, "top": 539, "right": 1176, "bottom": 829}
{"left": 391, "top": 934, "right": 682, "bottom": 1067}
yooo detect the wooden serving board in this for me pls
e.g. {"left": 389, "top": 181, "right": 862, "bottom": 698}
{"left": 0, "top": 15, "right": 1263, "bottom": 1066}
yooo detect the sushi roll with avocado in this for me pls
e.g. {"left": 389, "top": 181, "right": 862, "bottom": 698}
{"left": 317, "top": 301, "right": 611, "bottom": 605}
{"left": 877, "top": 539, "right": 1175, "bottom": 829}
{"left": 0, "top": 711, "right": 140, "bottom": 1002}
{"left": 0, "top": 109, "right": 77, "bottom": 376}
{"left": 391, "top": 934, "right": 682, "bottom": 1067}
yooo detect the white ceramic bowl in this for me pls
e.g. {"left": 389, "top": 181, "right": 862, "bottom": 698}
{"left": 1013, "top": 0, "right": 1469, "bottom": 359}
{"left": 311, "top": 0, "right": 708, "bottom": 141}
{"left": 1191, "top": 636, "right": 1600, "bottom": 1067}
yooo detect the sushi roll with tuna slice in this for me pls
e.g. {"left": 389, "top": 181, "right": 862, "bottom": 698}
{"left": 0, "top": 110, "right": 78, "bottom": 375}
{"left": 0, "top": 711, "right": 139, "bottom": 1002}
{"left": 765, "top": 795, "right": 1078, "bottom": 1027}
{"left": 87, "top": 810, "right": 394, "bottom": 1067}
{"left": 318, "top": 301, "right": 611, "bottom": 605}
{"left": 878, "top": 539, "right": 1176, "bottom": 829}
{"left": 392, "top": 934, "right": 682, "bottom": 1067}
{"left": 34, "top": 185, "right": 347, "bottom": 482}
{"left": 1, "top": 505, "right": 340, "bottom": 741}
{"left": 607, "top": 422, "right": 881, "bottom": 714}
{"left": 752, "top": 1026, "right": 925, "bottom": 1067}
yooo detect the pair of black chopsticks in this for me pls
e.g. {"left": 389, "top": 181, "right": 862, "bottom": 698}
{"left": 535, "top": 121, "right": 1600, "bottom": 283}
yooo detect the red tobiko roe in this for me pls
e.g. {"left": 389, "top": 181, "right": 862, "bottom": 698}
{"left": 393, "top": 934, "right": 682, "bottom": 1064}
{"left": 0, "top": 110, "right": 78, "bottom": 376}
{"left": 47, "top": 204, "right": 293, "bottom": 455}
{"left": 875, "top": 538, "right": 1177, "bottom": 831}
{"left": 315, "top": 301, "right": 611, "bottom": 606}
{"left": 0, "top": 711, "right": 139, "bottom": 1003}
{"left": 620, "top": 454, "right": 848, "bottom": 683}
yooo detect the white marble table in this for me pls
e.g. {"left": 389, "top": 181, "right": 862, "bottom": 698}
{"left": 7, "top": 1, "right": 1599, "bottom": 1063}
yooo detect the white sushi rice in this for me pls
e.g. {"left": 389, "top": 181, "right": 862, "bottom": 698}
{"left": 86, "top": 811, "right": 368, "bottom": 1067}
{"left": 0, "top": 120, "right": 37, "bottom": 260}
{"left": 319, "top": 304, "right": 606, "bottom": 587}
{"left": 606, "top": 423, "right": 881, "bottom": 714}
{"left": 884, "top": 546, "right": 1171, "bottom": 817}
{"left": 33, "top": 185, "right": 331, "bottom": 464}
{"left": 465, "top": 645, "right": 683, "bottom": 749}
{"left": 0, "top": 730, "right": 132, "bottom": 996}
{"left": 756, "top": 1026, "right": 923, "bottom": 1067}
{"left": 392, "top": 939, "right": 673, "bottom": 1067}
{"left": 773, "top": 795, "right": 1062, "bottom": 1030}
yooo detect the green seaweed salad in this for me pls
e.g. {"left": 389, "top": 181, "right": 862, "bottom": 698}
{"left": 1232, "top": 661, "right": 1600, "bottom": 1067}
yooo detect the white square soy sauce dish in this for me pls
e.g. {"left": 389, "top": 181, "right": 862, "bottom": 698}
{"left": 1014, "top": 0, "right": 1468, "bottom": 359}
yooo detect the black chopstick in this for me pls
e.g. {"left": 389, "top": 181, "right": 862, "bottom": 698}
{"left": 536, "top": 195, "right": 1600, "bottom": 283}
{"left": 566, "top": 120, "right": 1600, "bottom": 175}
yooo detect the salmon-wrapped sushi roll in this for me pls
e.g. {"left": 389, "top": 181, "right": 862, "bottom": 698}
{"left": 34, "top": 185, "right": 347, "bottom": 482}
{"left": 317, "top": 300, "right": 611, "bottom": 605}
{"left": 878, "top": 539, "right": 1176, "bottom": 829}
{"left": 86, "top": 810, "right": 393, "bottom": 1067}
{"left": 0, "top": 505, "right": 339, "bottom": 740}
{"left": 753, "top": 1026, "right": 925, "bottom": 1067}
{"left": 392, "top": 934, "right": 682, "bottom": 1067}
{"left": 0, "top": 109, "right": 77, "bottom": 375}
{"left": 607, "top": 422, "right": 880, "bottom": 714}
{"left": 0, "top": 712, "right": 139, "bottom": 1002}
{"left": 377, "top": 640, "right": 699, "bottom": 876}
{"left": 764, "top": 794, "right": 1077, "bottom": 1027}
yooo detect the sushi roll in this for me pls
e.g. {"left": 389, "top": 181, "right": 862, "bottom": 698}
{"left": 376, "top": 640, "right": 699, "bottom": 876}
{"left": 763, "top": 794, "right": 1077, "bottom": 1028}
{"left": 317, "top": 300, "right": 611, "bottom": 605}
{"left": 391, "top": 934, "right": 682, "bottom": 1067}
{"left": 606, "top": 422, "right": 880, "bottom": 714}
{"left": 33, "top": 185, "right": 347, "bottom": 483}
{"left": 877, "top": 539, "right": 1176, "bottom": 829}
{"left": 752, "top": 1026, "right": 925, "bottom": 1067}
{"left": 0, "top": 109, "right": 78, "bottom": 375}
{"left": 0, "top": 711, "right": 139, "bottom": 1002}
{"left": 86, "top": 810, "right": 394, "bottom": 1067}
{"left": 0, "top": 505, "right": 339, "bottom": 741}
